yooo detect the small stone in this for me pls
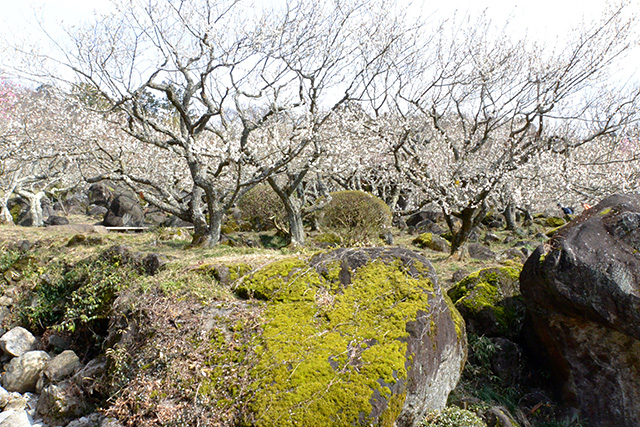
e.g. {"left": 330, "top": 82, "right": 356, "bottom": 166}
{"left": 101, "top": 417, "right": 125, "bottom": 427}
{"left": 3, "top": 350, "right": 51, "bottom": 393}
{"left": 5, "top": 392, "right": 27, "bottom": 411}
{"left": 0, "top": 409, "right": 31, "bottom": 427}
{"left": 42, "top": 350, "right": 81, "bottom": 383}
{"left": 0, "top": 327, "right": 38, "bottom": 358}
{"left": 66, "top": 413, "right": 104, "bottom": 427}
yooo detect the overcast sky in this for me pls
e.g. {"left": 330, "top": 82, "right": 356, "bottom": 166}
{"left": 2, "top": 0, "right": 639, "bottom": 82}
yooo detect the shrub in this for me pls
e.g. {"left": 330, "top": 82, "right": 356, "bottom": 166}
{"left": 420, "top": 406, "right": 487, "bottom": 427}
{"left": 19, "top": 250, "right": 138, "bottom": 336}
{"left": 317, "top": 190, "right": 392, "bottom": 245}
{"left": 237, "top": 184, "right": 285, "bottom": 231}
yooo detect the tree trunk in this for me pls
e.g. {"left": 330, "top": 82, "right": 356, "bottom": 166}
{"left": 16, "top": 190, "right": 45, "bottom": 227}
{"left": 0, "top": 190, "right": 14, "bottom": 224}
{"left": 503, "top": 202, "right": 517, "bottom": 230}
{"left": 0, "top": 204, "right": 13, "bottom": 224}
{"left": 448, "top": 204, "right": 488, "bottom": 257}
{"left": 268, "top": 177, "right": 306, "bottom": 246}
{"left": 190, "top": 211, "right": 223, "bottom": 248}
{"left": 285, "top": 203, "right": 305, "bottom": 246}
{"left": 517, "top": 206, "right": 533, "bottom": 226}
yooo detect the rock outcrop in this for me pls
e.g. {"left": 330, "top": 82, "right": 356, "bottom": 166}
{"left": 236, "top": 247, "right": 467, "bottom": 427}
{"left": 102, "top": 193, "right": 143, "bottom": 227}
{"left": 87, "top": 183, "right": 112, "bottom": 208}
{"left": 520, "top": 194, "right": 640, "bottom": 427}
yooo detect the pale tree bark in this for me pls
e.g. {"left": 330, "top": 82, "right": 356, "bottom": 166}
{"left": 15, "top": 189, "right": 45, "bottom": 227}
{"left": 503, "top": 202, "right": 517, "bottom": 230}
{"left": 0, "top": 202, "right": 13, "bottom": 224}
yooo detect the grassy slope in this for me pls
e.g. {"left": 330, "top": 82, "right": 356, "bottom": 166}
{"left": 0, "top": 218, "right": 568, "bottom": 426}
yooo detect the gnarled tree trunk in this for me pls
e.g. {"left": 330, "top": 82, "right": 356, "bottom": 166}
{"left": 445, "top": 203, "right": 488, "bottom": 257}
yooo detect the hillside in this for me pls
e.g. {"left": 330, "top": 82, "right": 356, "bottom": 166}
{"left": 0, "top": 214, "right": 578, "bottom": 427}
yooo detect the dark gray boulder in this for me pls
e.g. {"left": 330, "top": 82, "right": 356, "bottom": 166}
{"left": 87, "top": 183, "right": 112, "bottom": 208}
{"left": 467, "top": 243, "right": 496, "bottom": 260}
{"left": 103, "top": 194, "right": 143, "bottom": 227}
{"left": 86, "top": 204, "right": 108, "bottom": 218}
{"left": 45, "top": 215, "right": 70, "bottom": 226}
{"left": 520, "top": 193, "right": 640, "bottom": 427}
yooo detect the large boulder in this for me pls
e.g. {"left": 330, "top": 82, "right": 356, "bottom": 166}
{"left": 87, "top": 183, "right": 112, "bottom": 208}
{"left": 448, "top": 267, "right": 524, "bottom": 340}
{"left": 520, "top": 194, "right": 640, "bottom": 427}
{"left": 37, "top": 380, "right": 93, "bottom": 425}
{"left": 413, "top": 233, "right": 450, "bottom": 252}
{"left": 236, "top": 247, "right": 467, "bottom": 427}
{"left": 103, "top": 193, "right": 144, "bottom": 227}
{"left": 0, "top": 409, "right": 31, "bottom": 427}
{"left": 0, "top": 327, "right": 38, "bottom": 358}
{"left": 2, "top": 350, "right": 51, "bottom": 393}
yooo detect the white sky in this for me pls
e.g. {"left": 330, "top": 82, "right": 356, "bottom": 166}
{"left": 1, "top": 0, "right": 639, "bottom": 82}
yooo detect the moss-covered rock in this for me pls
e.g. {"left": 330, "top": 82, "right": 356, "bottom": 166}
{"left": 413, "top": 233, "right": 450, "bottom": 252}
{"left": 545, "top": 217, "right": 565, "bottom": 228}
{"left": 197, "top": 262, "right": 253, "bottom": 285}
{"left": 239, "top": 247, "right": 467, "bottom": 427}
{"left": 448, "top": 267, "right": 524, "bottom": 339}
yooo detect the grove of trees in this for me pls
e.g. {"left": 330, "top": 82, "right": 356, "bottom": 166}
{"left": 2, "top": 0, "right": 640, "bottom": 255}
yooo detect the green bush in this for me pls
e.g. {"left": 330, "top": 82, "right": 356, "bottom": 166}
{"left": 237, "top": 184, "right": 285, "bottom": 231}
{"left": 317, "top": 190, "right": 392, "bottom": 245}
{"left": 19, "top": 252, "right": 137, "bottom": 334}
{"left": 420, "top": 406, "right": 487, "bottom": 427}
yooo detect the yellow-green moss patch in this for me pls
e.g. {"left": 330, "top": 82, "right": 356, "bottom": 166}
{"left": 236, "top": 257, "right": 323, "bottom": 301}
{"left": 448, "top": 266, "right": 524, "bottom": 337}
{"left": 248, "top": 258, "right": 434, "bottom": 426}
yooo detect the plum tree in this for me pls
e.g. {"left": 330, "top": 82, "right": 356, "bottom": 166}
{"left": 386, "top": 4, "right": 640, "bottom": 255}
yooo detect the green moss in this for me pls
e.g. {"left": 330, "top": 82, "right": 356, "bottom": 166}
{"left": 545, "top": 217, "right": 565, "bottom": 228}
{"left": 236, "top": 257, "right": 323, "bottom": 301}
{"left": 197, "top": 262, "right": 253, "bottom": 283}
{"left": 599, "top": 207, "right": 612, "bottom": 215}
{"left": 444, "top": 294, "right": 465, "bottom": 342}
{"left": 314, "top": 232, "right": 343, "bottom": 247}
{"left": 317, "top": 259, "right": 342, "bottom": 284}
{"left": 448, "top": 267, "right": 523, "bottom": 334}
{"left": 420, "top": 406, "right": 487, "bottom": 427}
{"left": 545, "top": 226, "right": 563, "bottom": 238}
{"left": 227, "top": 263, "right": 252, "bottom": 282}
{"left": 248, "top": 259, "right": 434, "bottom": 426}
{"left": 380, "top": 392, "right": 406, "bottom": 426}
{"left": 220, "top": 222, "right": 238, "bottom": 235}
{"left": 9, "top": 204, "right": 21, "bottom": 224}
{"left": 413, "top": 233, "right": 434, "bottom": 248}
{"left": 458, "top": 282, "right": 500, "bottom": 313}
